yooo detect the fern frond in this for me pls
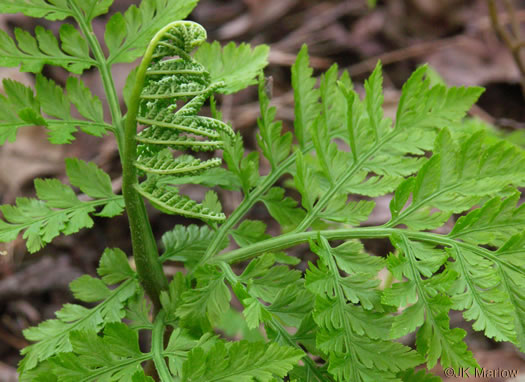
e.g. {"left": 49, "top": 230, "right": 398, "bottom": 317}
{"left": 291, "top": 44, "right": 320, "bottom": 148}
{"left": 177, "top": 266, "right": 231, "bottom": 329}
{"left": 135, "top": 150, "right": 221, "bottom": 176}
{"left": 496, "top": 233, "right": 525, "bottom": 350}
{"left": 388, "top": 129, "right": 525, "bottom": 230}
{"left": 0, "top": 25, "right": 95, "bottom": 73}
{"left": 137, "top": 114, "right": 231, "bottom": 140}
{"left": 384, "top": 234, "right": 479, "bottom": 370}
{"left": 140, "top": 75, "right": 209, "bottom": 99}
{"left": 0, "top": 0, "right": 72, "bottom": 20}
{"left": 146, "top": 58, "right": 207, "bottom": 76}
{"left": 448, "top": 244, "right": 517, "bottom": 343}
{"left": 0, "top": 159, "right": 124, "bottom": 252}
{"left": 180, "top": 340, "right": 303, "bottom": 382}
{"left": 193, "top": 41, "right": 269, "bottom": 94}
{"left": 105, "top": 0, "right": 198, "bottom": 64}
{"left": 306, "top": 235, "right": 422, "bottom": 381}
{"left": 160, "top": 224, "right": 229, "bottom": 263}
{"left": 136, "top": 126, "right": 225, "bottom": 152}
{"left": 0, "top": 75, "right": 110, "bottom": 145}
{"left": 0, "top": 0, "right": 113, "bottom": 22}
{"left": 18, "top": 249, "right": 138, "bottom": 377}
{"left": 48, "top": 323, "right": 149, "bottom": 381}
{"left": 291, "top": 60, "right": 484, "bottom": 231}
{"left": 449, "top": 191, "right": 525, "bottom": 246}
{"left": 135, "top": 177, "right": 225, "bottom": 222}
{"left": 127, "top": 21, "right": 242, "bottom": 224}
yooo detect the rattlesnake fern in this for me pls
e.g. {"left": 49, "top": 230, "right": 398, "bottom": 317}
{"left": 127, "top": 21, "right": 234, "bottom": 224}
{"left": 2, "top": 1, "right": 525, "bottom": 380}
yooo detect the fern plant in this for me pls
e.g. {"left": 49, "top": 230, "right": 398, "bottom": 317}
{"left": 1, "top": 1, "right": 524, "bottom": 381}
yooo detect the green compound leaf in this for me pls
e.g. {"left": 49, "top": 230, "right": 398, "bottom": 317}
{"left": 132, "top": 370, "right": 156, "bottom": 382}
{"left": 160, "top": 224, "right": 229, "bottom": 264}
{"left": 321, "top": 63, "right": 351, "bottom": 134}
{"left": 5, "top": 10, "right": 520, "bottom": 382}
{"left": 496, "top": 233, "right": 525, "bottom": 351}
{"left": 385, "top": 235, "right": 478, "bottom": 371}
{"left": 448, "top": 245, "right": 517, "bottom": 344}
{"left": 203, "top": 190, "right": 223, "bottom": 216}
{"left": 0, "top": 78, "right": 44, "bottom": 144}
{"left": 130, "top": 21, "right": 249, "bottom": 224}
{"left": 0, "top": 25, "right": 96, "bottom": 73}
{"left": 105, "top": 0, "right": 199, "bottom": 64}
{"left": 97, "top": 248, "right": 135, "bottom": 284}
{"left": 395, "top": 65, "right": 484, "bottom": 132}
{"left": 238, "top": 254, "right": 302, "bottom": 304}
{"left": 242, "top": 296, "right": 273, "bottom": 330}
{"left": 0, "top": 159, "right": 123, "bottom": 253}
{"left": 222, "top": 132, "right": 260, "bottom": 194}
{"left": 49, "top": 323, "right": 148, "bottom": 381}
{"left": 0, "top": 76, "right": 110, "bottom": 145}
{"left": 164, "top": 329, "right": 217, "bottom": 377}
{"left": 136, "top": 176, "right": 225, "bottom": 223}
{"left": 291, "top": 44, "right": 321, "bottom": 148}
{"left": 305, "top": 236, "right": 421, "bottom": 381}
{"left": 0, "top": 0, "right": 72, "bottom": 20}
{"left": 65, "top": 158, "right": 115, "bottom": 199}
{"left": 177, "top": 267, "right": 231, "bottom": 329}
{"left": 194, "top": 41, "right": 269, "bottom": 94}
{"left": 181, "top": 340, "right": 303, "bottom": 382}
{"left": 389, "top": 129, "right": 525, "bottom": 230}
{"left": 159, "top": 166, "right": 241, "bottom": 191}
{"left": 260, "top": 187, "right": 306, "bottom": 233}
{"left": 231, "top": 219, "right": 270, "bottom": 247}
{"left": 65, "top": 77, "right": 104, "bottom": 127}
{"left": 449, "top": 191, "right": 525, "bottom": 247}
{"left": 398, "top": 368, "right": 441, "bottom": 382}
{"left": 73, "top": 0, "right": 114, "bottom": 22}
{"left": 18, "top": 249, "right": 138, "bottom": 378}
{"left": 287, "top": 57, "right": 484, "bottom": 233}
{"left": 256, "top": 75, "right": 292, "bottom": 169}
{"left": 0, "top": 0, "right": 113, "bottom": 21}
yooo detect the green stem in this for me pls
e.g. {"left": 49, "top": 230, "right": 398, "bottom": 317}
{"left": 381, "top": 268, "right": 395, "bottom": 291}
{"left": 212, "top": 228, "right": 389, "bottom": 264}
{"left": 293, "top": 130, "right": 391, "bottom": 233}
{"left": 384, "top": 183, "right": 459, "bottom": 228}
{"left": 72, "top": 4, "right": 169, "bottom": 312}
{"left": 121, "top": 25, "right": 178, "bottom": 311}
{"left": 320, "top": 238, "right": 360, "bottom": 382}
{"left": 152, "top": 311, "right": 172, "bottom": 382}
{"left": 70, "top": 3, "right": 124, "bottom": 149}
{"left": 211, "top": 228, "right": 525, "bottom": 277}
{"left": 267, "top": 317, "right": 331, "bottom": 382}
{"left": 196, "top": 129, "right": 347, "bottom": 270}
{"left": 194, "top": 156, "right": 293, "bottom": 269}
{"left": 219, "top": 264, "right": 328, "bottom": 381}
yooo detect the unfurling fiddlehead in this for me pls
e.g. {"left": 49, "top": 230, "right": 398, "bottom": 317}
{"left": 122, "top": 21, "right": 234, "bottom": 308}
{"left": 129, "top": 21, "right": 234, "bottom": 223}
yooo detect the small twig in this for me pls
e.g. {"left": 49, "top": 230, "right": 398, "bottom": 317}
{"left": 269, "top": 49, "right": 332, "bottom": 69}
{"left": 347, "top": 35, "right": 471, "bottom": 77}
{"left": 495, "top": 117, "right": 525, "bottom": 130}
{"left": 487, "top": 0, "right": 525, "bottom": 99}
{"left": 0, "top": 326, "right": 28, "bottom": 350}
{"left": 504, "top": 0, "right": 522, "bottom": 39}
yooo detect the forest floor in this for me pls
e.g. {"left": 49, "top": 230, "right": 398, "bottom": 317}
{"left": 1, "top": 0, "right": 525, "bottom": 381}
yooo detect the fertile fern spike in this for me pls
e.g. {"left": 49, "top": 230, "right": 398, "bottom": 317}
{"left": 131, "top": 21, "right": 234, "bottom": 223}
